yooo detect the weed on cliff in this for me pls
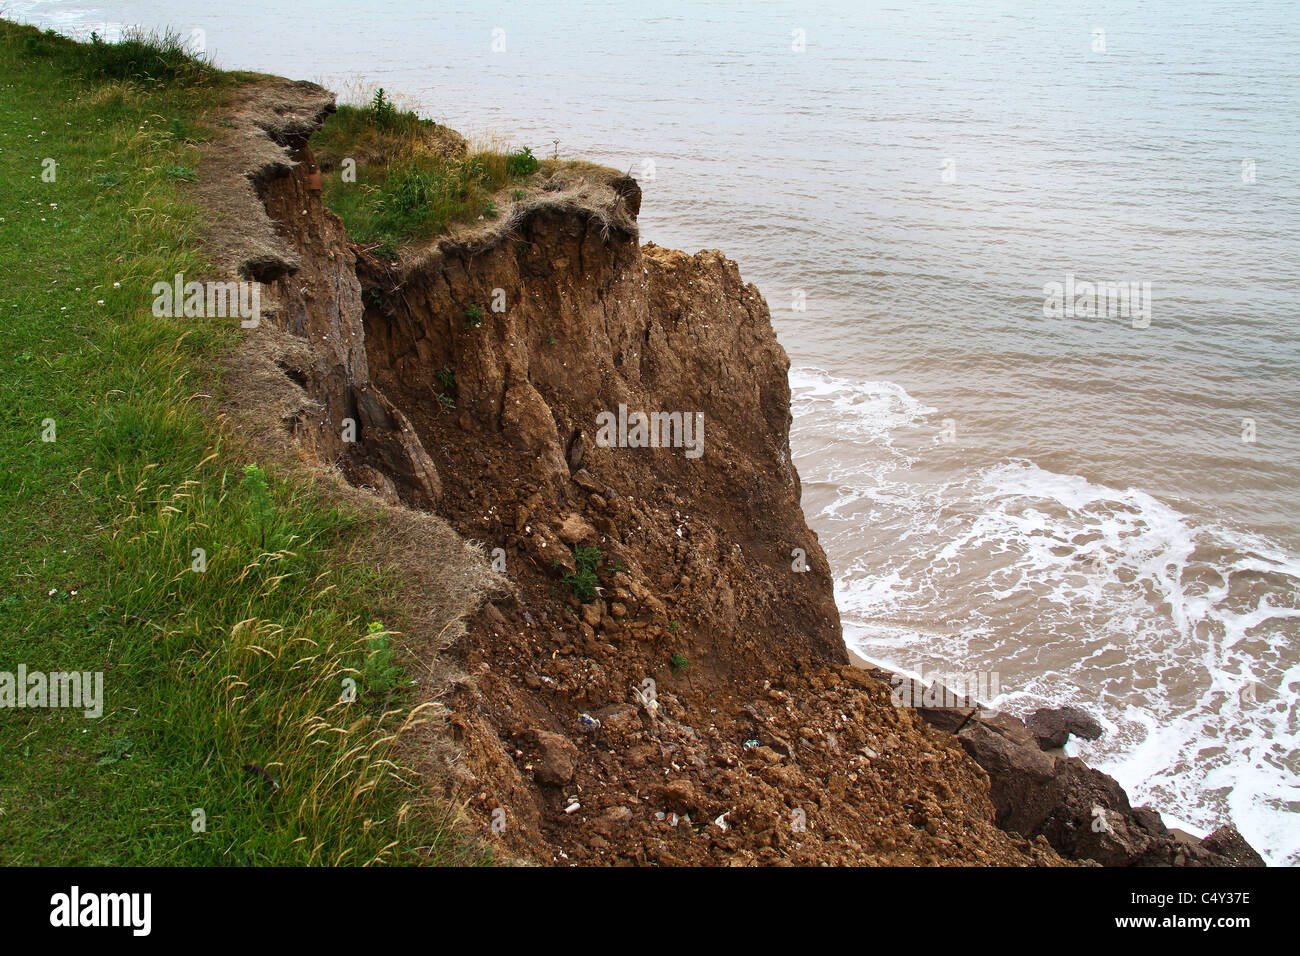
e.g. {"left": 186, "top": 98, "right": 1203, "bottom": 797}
{"left": 85, "top": 28, "right": 214, "bottom": 83}
{"left": 506, "top": 146, "right": 539, "bottom": 177}
{"left": 368, "top": 88, "right": 400, "bottom": 131}
{"left": 361, "top": 621, "right": 403, "bottom": 695}
{"left": 557, "top": 546, "right": 606, "bottom": 602}
{"left": 329, "top": 152, "right": 525, "bottom": 247}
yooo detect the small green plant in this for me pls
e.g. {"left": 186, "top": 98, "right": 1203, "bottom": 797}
{"left": 435, "top": 367, "right": 455, "bottom": 388}
{"left": 542, "top": 333, "right": 556, "bottom": 345}
{"left": 561, "top": 545, "right": 604, "bottom": 602}
{"left": 381, "top": 164, "right": 435, "bottom": 217}
{"left": 511, "top": 189, "right": 526, "bottom": 201}
{"left": 22, "top": 30, "right": 58, "bottom": 57}
{"left": 506, "top": 145, "right": 538, "bottom": 177}
{"left": 363, "top": 288, "right": 384, "bottom": 309}
{"left": 95, "top": 736, "right": 136, "bottom": 768}
{"left": 668, "top": 620, "right": 680, "bottom": 633}
{"left": 93, "top": 172, "right": 123, "bottom": 188}
{"left": 363, "top": 621, "right": 402, "bottom": 695}
{"left": 436, "top": 392, "right": 456, "bottom": 413}
{"left": 164, "top": 165, "right": 197, "bottom": 182}
{"left": 670, "top": 652, "right": 690, "bottom": 675}
{"left": 481, "top": 200, "right": 498, "bottom": 218}
{"left": 369, "top": 87, "right": 399, "bottom": 131}
{"left": 463, "top": 305, "right": 483, "bottom": 327}
{"left": 167, "top": 117, "right": 204, "bottom": 143}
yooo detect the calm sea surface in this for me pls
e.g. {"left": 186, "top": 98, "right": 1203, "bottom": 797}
{"left": 13, "top": 0, "right": 1299, "bottom": 863}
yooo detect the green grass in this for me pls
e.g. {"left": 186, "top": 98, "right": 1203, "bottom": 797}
{"left": 19, "top": 24, "right": 215, "bottom": 84}
{"left": 0, "top": 20, "right": 482, "bottom": 865}
{"left": 313, "top": 95, "right": 542, "bottom": 250}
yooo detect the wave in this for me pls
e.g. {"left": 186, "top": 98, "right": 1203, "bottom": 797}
{"left": 790, "top": 366, "right": 1300, "bottom": 865}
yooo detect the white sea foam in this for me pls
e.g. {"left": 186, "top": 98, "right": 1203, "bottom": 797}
{"left": 788, "top": 367, "right": 934, "bottom": 445}
{"left": 790, "top": 367, "right": 1300, "bottom": 866}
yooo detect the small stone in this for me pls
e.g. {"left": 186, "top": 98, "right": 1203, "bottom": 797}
{"left": 529, "top": 730, "right": 579, "bottom": 785}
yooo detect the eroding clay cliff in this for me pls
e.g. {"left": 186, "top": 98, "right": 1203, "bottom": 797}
{"left": 359, "top": 193, "right": 848, "bottom": 685}
{"left": 198, "top": 79, "right": 440, "bottom": 508}
{"left": 203, "top": 78, "right": 1259, "bottom": 867}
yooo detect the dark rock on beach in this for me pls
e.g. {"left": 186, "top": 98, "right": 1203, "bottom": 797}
{"left": 1200, "top": 825, "right": 1267, "bottom": 867}
{"left": 1025, "top": 705, "right": 1104, "bottom": 750}
{"left": 909, "top": 702, "right": 1267, "bottom": 867}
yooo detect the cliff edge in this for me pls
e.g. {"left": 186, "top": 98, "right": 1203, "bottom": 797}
{"left": 200, "top": 77, "right": 1261, "bottom": 867}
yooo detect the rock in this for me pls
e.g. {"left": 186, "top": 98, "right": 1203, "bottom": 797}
{"left": 914, "top": 703, "right": 976, "bottom": 735}
{"left": 957, "top": 721, "right": 1058, "bottom": 834}
{"left": 514, "top": 491, "right": 542, "bottom": 532}
{"left": 571, "top": 469, "right": 602, "bottom": 493}
{"left": 557, "top": 512, "right": 596, "bottom": 546}
{"left": 960, "top": 719, "right": 1142, "bottom": 863}
{"left": 1200, "top": 825, "right": 1266, "bottom": 867}
{"left": 956, "top": 719, "right": 1269, "bottom": 867}
{"left": 1071, "top": 799, "right": 1155, "bottom": 867}
{"left": 764, "top": 733, "right": 796, "bottom": 758}
{"left": 528, "top": 730, "right": 579, "bottom": 785}
{"left": 594, "top": 703, "right": 641, "bottom": 735}
{"left": 1129, "top": 806, "right": 1170, "bottom": 838}
{"left": 980, "top": 711, "right": 1040, "bottom": 750}
{"left": 1025, "top": 705, "right": 1104, "bottom": 750}
{"left": 655, "top": 780, "right": 700, "bottom": 815}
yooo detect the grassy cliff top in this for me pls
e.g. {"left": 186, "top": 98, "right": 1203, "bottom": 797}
{"left": 0, "top": 19, "right": 483, "bottom": 866}
{"left": 313, "top": 89, "right": 628, "bottom": 255}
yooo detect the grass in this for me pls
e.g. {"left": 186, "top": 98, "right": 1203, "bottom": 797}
{"left": 0, "top": 20, "right": 483, "bottom": 865}
{"left": 312, "top": 91, "right": 544, "bottom": 250}
{"left": 20, "top": 25, "right": 215, "bottom": 84}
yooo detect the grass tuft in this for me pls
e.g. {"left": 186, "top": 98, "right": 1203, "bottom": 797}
{"left": 313, "top": 94, "right": 546, "bottom": 249}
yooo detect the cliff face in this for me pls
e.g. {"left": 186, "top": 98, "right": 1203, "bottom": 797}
{"left": 359, "top": 193, "right": 848, "bottom": 685}
{"left": 208, "top": 79, "right": 1068, "bottom": 866}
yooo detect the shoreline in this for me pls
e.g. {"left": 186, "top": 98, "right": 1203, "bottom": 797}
{"left": 843, "top": 642, "right": 1244, "bottom": 860}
